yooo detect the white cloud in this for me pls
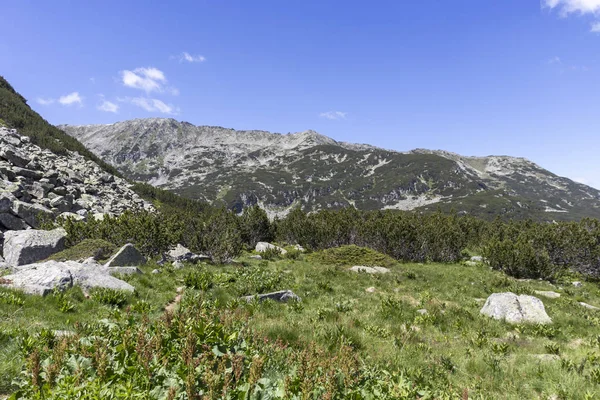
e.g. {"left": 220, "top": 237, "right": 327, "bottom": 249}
{"left": 178, "top": 52, "right": 206, "bottom": 63}
{"left": 592, "top": 21, "right": 600, "bottom": 31}
{"left": 129, "top": 97, "right": 178, "bottom": 115}
{"left": 548, "top": 56, "right": 562, "bottom": 64}
{"left": 543, "top": 0, "right": 600, "bottom": 15}
{"left": 36, "top": 97, "right": 54, "bottom": 105}
{"left": 58, "top": 92, "right": 83, "bottom": 106}
{"left": 319, "top": 111, "right": 347, "bottom": 120}
{"left": 97, "top": 100, "right": 119, "bottom": 113}
{"left": 121, "top": 67, "right": 168, "bottom": 93}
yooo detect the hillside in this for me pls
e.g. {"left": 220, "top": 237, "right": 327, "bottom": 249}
{"left": 61, "top": 118, "right": 600, "bottom": 221}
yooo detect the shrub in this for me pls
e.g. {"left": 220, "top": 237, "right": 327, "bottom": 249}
{"left": 90, "top": 288, "right": 128, "bottom": 307}
{"left": 46, "top": 239, "right": 116, "bottom": 263}
{"left": 309, "top": 245, "right": 396, "bottom": 268}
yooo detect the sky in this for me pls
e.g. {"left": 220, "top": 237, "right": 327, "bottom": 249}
{"left": 1, "top": 1, "right": 600, "bottom": 188}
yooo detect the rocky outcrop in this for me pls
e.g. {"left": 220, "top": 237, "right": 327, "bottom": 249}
{"left": 255, "top": 242, "right": 287, "bottom": 255}
{"left": 1, "top": 259, "right": 135, "bottom": 295}
{"left": 0, "top": 127, "right": 152, "bottom": 235}
{"left": 242, "top": 290, "right": 301, "bottom": 303}
{"left": 104, "top": 244, "right": 146, "bottom": 267}
{"left": 3, "top": 228, "right": 67, "bottom": 266}
{"left": 480, "top": 292, "right": 552, "bottom": 324}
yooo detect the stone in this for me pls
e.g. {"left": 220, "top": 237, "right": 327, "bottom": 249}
{"left": 249, "top": 255, "right": 262, "bottom": 260}
{"left": 348, "top": 266, "right": 390, "bottom": 274}
{"left": 464, "top": 261, "right": 479, "bottom": 267}
{"left": 417, "top": 309, "right": 428, "bottom": 315}
{"left": 480, "top": 292, "right": 552, "bottom": 324}
{"left": 151, "top": 269, "right": 161, "bottom": 274}
{"left": 2, "top": 261, "right": 73, "bottom": 293}
{"left": 3, "top": 228, "right": 67, "bottom": 266}
{"left": 534, "top": 290, "right": 561, "bottom": 299}
{"left": 107, "top": 267, "right": 143, "bottom": 275}
{"left": 0, "top": 212, "right": 29, "bottom": 230}
{"left": 104, "top": 244, "right": 146, "bottom": 267}
{"left": 470, "top": 256, "right": 483, "bottom": 262}
{"left": 572, "top": 281, "right": 583, "bottom": 287}
{"left": 11, "top": 200, "right": 53, "bottom": 228}
{"left": 0, "top": 147, "right": 30, "bottom": 167}
{"left": 242, "top": 290, "right": 301, "bottom": 303}
{"left": 294, "top": 244, "right": 306, "bottom": 252}
{"left": 365, "top": 286, "right": 377, "bottom": 293}
{"left": 167, "top": 244, "right": 194, "bottom": 260}
{"left": 172, "top": 260, "right": 184, "bottom": 269}
{"left": 255, "top": 242, "right": 287, "bottom": 255}
{"left": 58, "top": 212, "right": 85, "bottom": 221}
{"left": 579, "top": 302, "right": 600, "bottom": 311}
{"left": 0, "top": 194, "right": 14, "bottom": 213}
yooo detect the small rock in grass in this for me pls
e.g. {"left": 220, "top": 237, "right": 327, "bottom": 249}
{"left": 572, "top": 281, "right": 583, "bottom": 287}
{"left": 417, "top": 309, "right": 428, "bottom": 315}
{"left": 534, "top": 290, "right": 560, "bottom": 299}
{"left": 242, "top": 290, "right": 301, "bottom": 303}
{"left": 365, "top": 287, "right": 376, "bottom": 293}
{"left": 249, "top": 255, "right": 262, "bottom": 260}
{"left": 579, "top": 302, "right": 599, "bottom": 311}
{"left": 348, "top": 266, "right": 390, "bottom": 274}
{"left": 172, "top": 260, "right": 184, "bottom": 269}
{"left": 480, "top": 292, "right": 552, "bottom": 324}
{"left": 151, "top": 269, "right": 161, "bottom": 274}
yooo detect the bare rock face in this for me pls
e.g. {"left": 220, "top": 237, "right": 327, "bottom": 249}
{"left": 242, "top": 290, "right": 301, "bottom": 303}
{"left": 255, "top": 242, "right": 287, "bottom": 255}
{"left": 104, "top": 244, "right": 146, "bottom": 267}
{"left": 3, "top": 228, "right": 67, "bottom": 266}
{"left": 480, "top": 292, "right": 552, "bottom": 324}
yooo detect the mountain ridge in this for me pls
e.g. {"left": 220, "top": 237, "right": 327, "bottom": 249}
{"left": 59, "top": 118, "right": 600, "bottom": 221}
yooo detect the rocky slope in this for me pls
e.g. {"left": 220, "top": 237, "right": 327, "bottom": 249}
{"left": 0, "top": 126, "right": 153, "bottom": 236}
{"left": 60, "top": 118, "right": 600, "bottom": 221}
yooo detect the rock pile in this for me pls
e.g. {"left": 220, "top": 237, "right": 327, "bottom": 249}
{"left": 0, "top": 127, "right": 152, "bottom": 237}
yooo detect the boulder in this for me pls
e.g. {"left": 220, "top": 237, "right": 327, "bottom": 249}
{"left": 104, "top": 244, "right": 146, "bottom": 267}
{"left": 348, "top": 266, "right": 390, "bottom": 274}
{"left": 255, "top": 242, "right": 287, "bottom": 255}
{"left": 579, "top": 302, "right": 600, "bottom": 311}
{"left": 480, "top": 292, "right": 552, "bottom": 324}
{"left": 0, "top": 147, "right": 30, "bottom": 167}
{"left": 0, "top": 212, "right": 29, "bottom": 230}
{"left": 2, "top": 260, "right": 73, "bottom": 293}
{"left": 3, "top": 228, "right": 67, "bottom": 266}
{"left": 11, "top": 200, "right": 53, "bottom": 228}
{"left": 534, "top": 290, "right": 561, "bottom": 299}
{"left": 168, "top": 244, "right": 192, "bottom": 260}
{"left": 172, "top": 260, "right": 184, "bottom": 269}
{"left": 242, "top": 290, "right": 301, "bottom": 303}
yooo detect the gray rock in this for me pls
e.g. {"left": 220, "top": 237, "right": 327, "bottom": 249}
{"left": 255, "top": 242, "right": 287, "bottom": 255}
{"left": 249, "top": 255, "right": 262, "bottom": 260}
{"left": 167, "top": 244, "right": 192, "bottom": 260}
{"left": 0, "top": 147, "right": 30, "bottom": 167}
{"left": 107, "top": 267, "right": 143, "bottom": 275}
{"left": 579, "top": 302, "right": 600, "bottom": 311}
{"left": 417, "top": 309, "right": 428, "bottom": 315}
{"left": 11, "top": 201, "right": 53, "bottom": 228}
{"left": 294, "top": 244, "right": 306, "bottom": 252}
{"left": 365, "top": 286, "right": 377, "bottom": 293}
{"left": 242, "top": 290, "right": 301, "bottom": 303}
{"left": 3, "top": 261, "right": 73, "bottom": 292}
{"left": 348, "top": 266, "right": 390, "bottom": 274}
{"left": 151, "top": 269, "right": 160, "bottom": 274}
{"left": 3, "top": 228, "right": 67, "bottom": 266}
{"left": 172, "top": 260, "right": 184, "bottom": 269}
{"left": 470, "top": 256, "right": 483, "bottom": 262}
{"left": 104, "top": 244, "right": 146, "bottom": 267}
{"left": 572, "top": 281, "right": 583, "bottom": 288}
{"left": 0, "top": 212, "right": 29, "bottom": 230}
{"left": 0, "top": 194, "right": 14, "bottom": 213}
{"left": 480, "top": 292, "right": 552, "bottom": 324}
{"left": 534, "top": 290, "right": 561, "bottom": 299}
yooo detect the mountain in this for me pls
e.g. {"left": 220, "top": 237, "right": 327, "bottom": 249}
{"left": 60, "top": 118, "right": 600, "bottom": 221}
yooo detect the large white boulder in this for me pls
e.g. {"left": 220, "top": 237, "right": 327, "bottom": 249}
{"left": 255, "top": 242, "right": 287, "bottom": 255}
{"left": 480, "top": 292, "right": 552, "bottom": 324}
{"left": 1, "top": 260, "right": 135, "bottom": 295}
{"left": 3, "top": 228, "right": 67, "bottom": 266}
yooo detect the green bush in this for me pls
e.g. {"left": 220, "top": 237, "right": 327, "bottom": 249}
{"left": 46, "top": 239, "right": 117, "bottom": 263}
{"left": 90, "top": 288, "right": 129, "bottom": 307}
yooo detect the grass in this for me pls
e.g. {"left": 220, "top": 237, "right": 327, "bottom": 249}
{"left": 44, "top": 239, "right": 117, "bottom": 263}
{"left": 2, "top": 249, "right": 600, "bottom": 398}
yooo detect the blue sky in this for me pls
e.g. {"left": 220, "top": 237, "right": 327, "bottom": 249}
{"left": 1, "top": 1, "right": 600, "bottom": 188}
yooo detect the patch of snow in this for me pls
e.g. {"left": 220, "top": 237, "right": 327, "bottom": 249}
{"left": 382, "top": 194, "right": 442, "bottom": 211}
